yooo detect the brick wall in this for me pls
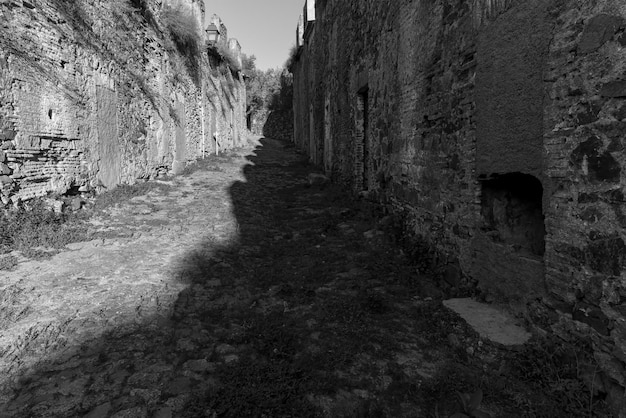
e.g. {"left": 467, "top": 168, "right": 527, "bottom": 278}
{"left": 292, "top": 0, "right": 626, "bottom": 412}
{"left": 0, "top": 0, "right": 246, "bottom": 203}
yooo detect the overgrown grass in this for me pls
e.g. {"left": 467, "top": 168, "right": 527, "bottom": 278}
{"left": 507, "top": 335, "right": 607, "bottom": 416}
{"left": 418, "top": 334, "right": 611, "bottom": 417}
{"left": 218, "top": 43, "right": 242, "bottom": 73}
{"left": 0, "top": 200, "right": 88, "bottom": 258}
{"left": 92, "top": 181, "right": 172, "bottom": 212}
{"left": 0, "top": 180, "right": 172, "bottom": 265}
{"left": 208, "top": 42, "right": 242, "bottom": 77}
{"left": 162, "top": 3, "right": 199, "bottom": 58}
{"left": 0, "top": 254, "right": 18, "bottom": 271}
{"left": 161, "top": 3, "right": 201, "bottom": 85}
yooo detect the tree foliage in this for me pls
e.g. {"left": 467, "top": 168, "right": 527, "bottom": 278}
{"left": 243, "top": 56, "right": 281, "bottom": 117}
{"left": 241, "top": 53, "right": 294, "bottom": 133}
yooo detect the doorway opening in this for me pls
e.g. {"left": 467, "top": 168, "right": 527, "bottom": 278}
{"left": 480, "top": 172, "right": 545, "bottom": 257}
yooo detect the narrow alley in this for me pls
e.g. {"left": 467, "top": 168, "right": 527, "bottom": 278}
{"left": 0, "top": 137, "right": 608, "bottom": 417}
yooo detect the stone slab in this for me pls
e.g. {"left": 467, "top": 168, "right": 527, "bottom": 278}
{"left": 443, "top": 298, "right": 531, "bottom": 346}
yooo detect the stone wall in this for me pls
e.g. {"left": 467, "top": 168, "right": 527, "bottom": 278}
{"left": 0, "top": 0, "right": 246, "bottom": 204}
{"left": 262, "top": 109, "right": 294, "bottom": 142}
{"left": 292, "top": 0, "right": 626, "bottom": 412}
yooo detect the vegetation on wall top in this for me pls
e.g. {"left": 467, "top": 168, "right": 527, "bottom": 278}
{"left": 207, "top": 42, "right": 242, "bottom": 77}
{"left": 161, "top": 2, "right": 202, "bottom": 86}
{"left": 162, "top": 3, "right": 199, "bottom": 58}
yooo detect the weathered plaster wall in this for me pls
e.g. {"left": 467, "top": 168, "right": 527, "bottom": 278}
{"left": 292, "top": 0, "right": 626, "bottom": 411}
{"left": 0, "top": 0, "right": 246, "bottom": 204}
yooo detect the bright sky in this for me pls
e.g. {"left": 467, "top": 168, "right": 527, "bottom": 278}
{"left": 203, "top": 0, "right": 304, "bottom": 70}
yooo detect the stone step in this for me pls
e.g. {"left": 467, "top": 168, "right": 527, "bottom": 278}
{"left": 443, "top": 298, "right": 531, "bottom": 346}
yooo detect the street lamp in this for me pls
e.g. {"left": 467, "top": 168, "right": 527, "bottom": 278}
{"left": 207, "top": 24, "right": 220, "bottom": 43}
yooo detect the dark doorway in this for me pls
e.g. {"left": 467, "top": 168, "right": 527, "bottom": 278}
{"left": 480, "top": 172, "right": 545, "bottom": 257}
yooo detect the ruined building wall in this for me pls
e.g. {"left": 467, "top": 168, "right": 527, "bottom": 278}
{"left": 0, "top": 0, "right": 246, "bottom": 205}
{"left": 292, "top": 0, "right": 626, "bottom": 411}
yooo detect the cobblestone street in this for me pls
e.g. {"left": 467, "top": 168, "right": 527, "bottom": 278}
{"left": 0, "top": 137, "right": 605, "bottom": 417}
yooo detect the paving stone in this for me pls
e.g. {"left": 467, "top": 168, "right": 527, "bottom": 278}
{"left": 183, "top": 359, "right": 210, "bottom": 372}
{"left": 164, "top": 377, "right": 192, "bottom": 397}
{"left": 164, "top": 394, "right": 190, "bottom": 412}
{"left": 153, "top": 407, "right": 173, "bottom": 418}
{"left": 223, "top": 354, "right": 239, "bottom": 363}
{"left": 129, "top": 388, "right": 161, "bottom": 404}
{"left": 600, "top": 80, "right": 626, "bottom": 98}
{"left": 84, "top": 402, "right": 112, "bottom": 418}
{"left": 127, "top": 372, "right": 161, "bottom": 388}
{"left": 215, "top": 343, "right": 235, "bottom": 354}
{"left": 111, "top": 406, "right": 147, "bottom": 418}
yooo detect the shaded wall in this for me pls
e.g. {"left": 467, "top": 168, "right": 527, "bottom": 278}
{"left": 292, "top": 0, "right": 626, "bottom": 411}
{"left": 262, "top": 109, "right": 294, "bottom": 142}
{"left": 0, "top": 0, "right": 246, "bottom": 203}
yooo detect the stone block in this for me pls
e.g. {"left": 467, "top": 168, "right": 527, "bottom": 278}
{"left": 572, "top": 301, "right": 610, "bottom": 335}
{"left": 84, "top": 402, "right": 111, "bottom": 418}
{"left": 571, "top": 136, "right": 621, "bottom": 183}
{"left": 0, "top": 140, "right": 14, "bottom": 150}
{"left": 578, "top": 14, "right": 624, "bottom": 54}
{"left": 153, "top": 407, "right": 173, "bottom": 418}
{"left": 613, "top": 105, "right": 626, "bottom": 121}
{"left": 575, "top": 103, "right": 601, "bottom": 125}
{"left": 584, "top": 235, "right": 626, "bottom": 276}
{"left": 171, "top": 160, "right": 185, "bottom": 175}
{"left": 0, "top": 129, "right": 15, "bottom": 141}
{"left": 600, "top": 80, "right": 626, "bottom": 98}
{"left": 443, "top": 298, "right": 531, "bottom": 346}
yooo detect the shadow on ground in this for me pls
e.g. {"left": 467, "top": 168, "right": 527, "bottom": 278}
{"left": 0, "top": 138, "right": 611, "bottom": 418}
{"left": 165, "top": 137, "right": 455, "bottom": 417}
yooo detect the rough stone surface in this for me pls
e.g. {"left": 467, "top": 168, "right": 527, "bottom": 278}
{"left": 578, "top": 14, "right": 624, "bottom": 54}
{"left": 0, "top": 0, "right": 246, "bottom": 205}
{"left": 84, "top": 402, "right": 111, "bottom": 418}
{"left": 0, "top": 136, "right": 574, "bottom": 417}
{"left": 291, "top": 0, "right": 626, "bottom": 412}
{"left": 600, "top": 80, "right": 626, "bottom": 98}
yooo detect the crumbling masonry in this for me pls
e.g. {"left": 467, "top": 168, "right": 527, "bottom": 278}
{"left": 0, "top": 0, "right": 246, "bottom": 205}
{"left": 292, "top": 0, "right": 626, "bottom": 412}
